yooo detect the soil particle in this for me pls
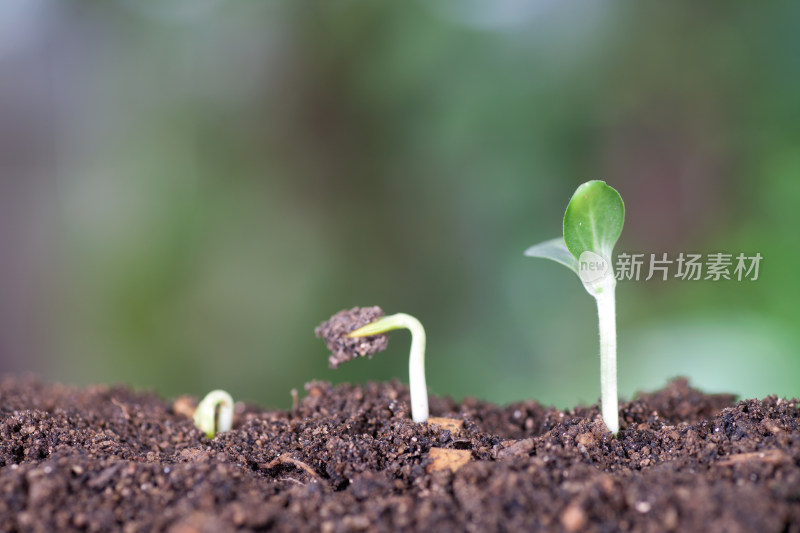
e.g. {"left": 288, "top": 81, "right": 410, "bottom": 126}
{"left": 560, "top": 501, "right": 587, "bottom": 532}
{"left": 0, "top": 376, "right": 799, "bottom": 532}
{"left": 426, "top": 448, "right": 471, "bottom": 474}
{"left": 426, "top": 417, "right": 464, "bottom": 434}
{"left": 315, "top": 306, "right": 389, "bottom": 368}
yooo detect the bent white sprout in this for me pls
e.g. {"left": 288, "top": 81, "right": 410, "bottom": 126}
{"left": 348, "top": 313, "right": 429, "bottom": 423}
{"left": 193, "top": 389, "right": 234, "bottom": 439}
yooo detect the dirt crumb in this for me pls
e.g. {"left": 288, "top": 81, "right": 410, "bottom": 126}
{"left": 560, "top": 502, "right": 587, "bottom": 532}
{"left": 315, "top": 306, "right": 389, "bottom": 368}
{"left": 427, "top": 417, "right": 463, "bottom": 433}
{"left": 575, "top": 432, "right": 595, "bottom": 448}
{"left": 427, "top": 448, "right": 471, "bottom": 473}
{"left": 172, "top": 395, "right": 196, "bottom": 418}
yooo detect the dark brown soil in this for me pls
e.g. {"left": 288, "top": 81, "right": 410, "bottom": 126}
{"left": 315, "top": 307, "right": 388, "bottom": 369}
{"left": 1, "top": 376, "right": 798, "bottom": 533}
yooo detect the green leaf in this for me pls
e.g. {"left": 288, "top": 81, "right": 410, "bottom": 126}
{"left": 563, "top": 181, "right": 624, "bottom": 261}
{"left": 524, "top": 237, "right": 579, "bottom": 274}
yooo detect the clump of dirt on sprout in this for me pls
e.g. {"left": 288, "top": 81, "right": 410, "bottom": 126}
{"left": 315, "top": 306, "right": 389, "bottom": 368}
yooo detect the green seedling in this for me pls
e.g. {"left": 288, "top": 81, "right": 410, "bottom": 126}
{"left": 193, "top": 389, "right": 234, "bottom": 439}
{"left": 348, "top": 313, "right": 429, "bottom": 423}
{"left": 525, "top": 180, "right": 625, "bottom": 434}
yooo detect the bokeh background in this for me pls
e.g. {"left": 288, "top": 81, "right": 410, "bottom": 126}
{"left": 2, "top": 0, "right": 798, "bottom": 409}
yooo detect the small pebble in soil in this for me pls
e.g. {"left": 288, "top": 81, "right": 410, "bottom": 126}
{"left": 315, "top": 306, "right": 389, "bottom": 368}
{"left": 560, "top": 502, "right": 587, "bottom": 532}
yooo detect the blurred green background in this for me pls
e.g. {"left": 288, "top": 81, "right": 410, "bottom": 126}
{"left": 1, "top": 1, "right": 798, "bottom": 409}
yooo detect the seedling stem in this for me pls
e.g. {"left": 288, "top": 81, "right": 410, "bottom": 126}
{"left": 348, "top": 313, "right": 429, "bottom": 423}
{"left": 595, "top": 280, "right": 619, "bottom": 434}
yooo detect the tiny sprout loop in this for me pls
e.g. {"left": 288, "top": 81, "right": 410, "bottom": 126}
{"left": 348, "top": 313, "right": 429, "bottom": 423}
{"left": 193, "top": 389, "right": 234, "bottom": 439}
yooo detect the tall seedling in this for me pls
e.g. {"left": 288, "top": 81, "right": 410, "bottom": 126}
{"left": 525, "top": 181, "right": 625, "bottom": 434}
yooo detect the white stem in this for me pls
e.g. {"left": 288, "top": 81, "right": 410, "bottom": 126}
{"left": 193, "top": 389, "right": 234, "bottom": 439}
{"left": 349, "top": 313, "right": 429, "bottom": 423}
{"left": 593, "top": 282, "right": 619, "bottom": 434}
{"left": 400, "top": 314, "right": 429, "bottom": 423}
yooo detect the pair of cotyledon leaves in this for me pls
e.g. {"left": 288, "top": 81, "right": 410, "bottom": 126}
{"left": 525, "top": 180, "right": 624, "bottom": 280}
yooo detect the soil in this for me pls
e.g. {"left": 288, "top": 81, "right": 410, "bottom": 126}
{"left": 1, "top": 376, "right": 798, "bottom": 533}
{"left": 315, "top": 307, "right": 388, "bottom": 369}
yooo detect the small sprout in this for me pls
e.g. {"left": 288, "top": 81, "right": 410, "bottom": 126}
{"left": 193, "top": 389, "right": 234, "bottom": 439}
{"left": 348, "top": 313, "right": 429, "bottom": 423}
{"left": 525, "top": 180, "right": 625, "bottom": 434}
{"left": 317, "top": 307, "right": 429, "bottom": 423}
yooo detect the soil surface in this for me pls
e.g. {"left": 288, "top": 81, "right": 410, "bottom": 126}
{"left": 1, "top": 376, "right": 798, "bottom": 532}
